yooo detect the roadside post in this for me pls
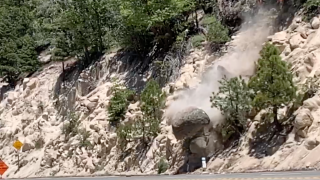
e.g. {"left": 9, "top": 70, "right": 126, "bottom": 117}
{"left": 201, "top": 157, "right": 207, "bottom": 170}
{"left": 13, "top": 140, "right": 23, "bottom": 169}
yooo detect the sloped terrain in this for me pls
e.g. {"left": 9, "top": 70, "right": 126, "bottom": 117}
{"left": 0, "top": 4, "right": 320, "bottom": 179}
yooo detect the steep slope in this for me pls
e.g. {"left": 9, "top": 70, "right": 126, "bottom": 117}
{"left": 0, "top": 6, "right": 320, "bottom": 179}
{"left": 204, "top": 15, "right": 320, "bottom": 173}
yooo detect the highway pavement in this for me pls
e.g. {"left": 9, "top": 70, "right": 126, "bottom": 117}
{"left": 11, "top": 171, "right": 320, "bottom": 180}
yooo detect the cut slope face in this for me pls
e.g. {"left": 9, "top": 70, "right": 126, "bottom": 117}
{"left": 165, "top": 10, "right": 275, "bottom": 127}
{"left": 0, "top": 7, "right": 319, "bottom": 178}
{"left": 0, "top": 64, "right": 63, "bottom": 177}
{"left": 204, "top": 15, "right": 320, "bottom": 173}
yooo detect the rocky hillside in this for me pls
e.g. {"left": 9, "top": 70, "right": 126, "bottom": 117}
{"left": 0, "top": 4, "right": 320, "bottom": 179}
{"left": 205, "top": 15, "right": 320, "bottom": 173}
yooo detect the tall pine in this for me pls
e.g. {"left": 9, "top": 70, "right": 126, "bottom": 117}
{"left": 138, "top": 79, "right": 166, "bottom": 143}
{"left": 248, "top": 43, "right": 297, "bottom": 130}
{"left": 0, "top": 0, "right": 39, "bottom": 84}
{"left": 52, "top": 0, "right": 120, "bottom": 65}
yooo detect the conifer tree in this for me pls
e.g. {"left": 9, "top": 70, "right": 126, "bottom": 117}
{"left": 210, "top": 76, "right": 252, "bottom": 135}
{"left": 138, "top": 79, "right": 166, "bottom": 143}
{"left": 248, "top": 43, "right": 297, "bottom": 130}
{"left": 0, "top": 0, "right": 39, "bottom": 84}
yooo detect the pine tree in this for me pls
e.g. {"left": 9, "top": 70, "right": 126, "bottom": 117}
{"left": 0, "top": 1, "right": 39, "bottom": 84}
{"left": 138, "top": 79, "right": 166, "bottom": 143}
{"left": 248, "top": 43, "right": 297, "bottom": 130}
{"left": 52, "top": 0, "right": 120, "bottom": 64}
{"left": 118, "top": 0, "right": 195, "bottom": 52}
{"left": 210, "top": 76, "right": 252, "bottom": 135}
{"left": 115, "top": 79, "right": 166, "bottom": 149}
{"left": 108, "top": 81, "right": 134, "bottom": 126}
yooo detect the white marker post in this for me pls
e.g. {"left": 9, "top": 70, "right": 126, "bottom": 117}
{"left": 201, "top": 157, "right": 206, "bottom": 169}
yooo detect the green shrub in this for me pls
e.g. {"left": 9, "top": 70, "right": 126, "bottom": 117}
{"left": 248, "top": 43, "right": 297, "bottom": 130}
{"left": 303, "top": 0, "right": 320, "bottom": 20}
{"left": 210, "top": 76, "right": 252, "bottom": 135}
{"left": 191, "top": 34, "right": 206, "bottom": 48}
{"left": 116, "top": 79, "right": 166, "bottom": 150}
{"left": 139, "top": 79, "right": 166, "bottom": 141}
{"left": 203, "top": 16, "right": 230, "bottom": 44}
{"left": 201, "top": 16, "right": 217, "bottom": 26}
{"left": 108, "top": 82, "right": 134, "bottom": 126}
{"left": 116, "top": 123, "right": 134, "bottom": 150}
{"left": 62, "top": 112, "right": 80, "bottom": 139}
{"left": 35, "top": 137, "right": 45, "bottom": 149}
{"left": 78, "top": 129, "right": 92, "bottom": 148}
{"left": 157, "top": 157, "right": 169, "bottom": 174}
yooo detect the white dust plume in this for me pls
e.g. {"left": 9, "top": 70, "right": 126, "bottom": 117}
{"left": 166, "top": 9, "right": 275, "bottom": 127}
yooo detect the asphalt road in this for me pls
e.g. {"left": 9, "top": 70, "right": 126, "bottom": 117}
{"left": 11, "top": 171, "right": 320, "bottom": 180}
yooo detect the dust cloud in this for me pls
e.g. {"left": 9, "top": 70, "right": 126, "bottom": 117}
{"left": 165, "top": 9, "right": 275, "bottom": 127}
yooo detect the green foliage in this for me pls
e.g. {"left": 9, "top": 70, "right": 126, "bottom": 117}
{"left": 51, "top": 0, "right": 120, "bottom": 63}
{"left": 116, "top": 79, "right": 166, "bottom": 149}
{"left": 116, "top": 123, "right": 134, "bottom": 150}
{"left": 78, "top": 129, "right": 92, "bottom": 148}
{"left": 300, "top": 77, "right": 320, "bottom": 98}
{"left": 210, "top": 76, "right": 252, "bottom": 134}
{"left": 191, "top": 35, "right": 206, "bottom": 48}
{"left": 118, "top": 0, "right": 196, "bottom": 52}
{"left": 108, "top": 82, "right": 135, "bottom": 125}
{"left": 119, "top": 0, "right": 195, "bottom": 31}
{"left": 62, "top": 112, "right": 80, "bottom": 139}
{"left": 203, "top": 16, "right": 230, "bottom": 44}
{"left": 201, "top": 15, "right": 218, "bottom": 26}
{"left": 249, "top": 43, "right": 297, "bottom": 110}
{"left": 35, "top": 137, "right": 45, "bottom": 149}
{"left": 248, "top": 43, "right": 297, "bottom": 125}
{"left": 0, "top": 1, "right": 39, "bottom": 83}
{"left": 0, "top": 0, "right": 232, "bottom": 84}
{"left": 157, "top": 157, "right": 169, "bottom": 174}
{"left": 303, "top": 0, "right": 320, "bottom": 20}
{"left": 139, "top": 79, "right": 166, "bottom": 140}
{"left": 153, "top": 60, "right": 172, "bottom": 86}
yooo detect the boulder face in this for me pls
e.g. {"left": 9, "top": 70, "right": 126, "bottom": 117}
{"left": 171, "top": 107, "right": 210, "bottom": 140}
{"left": 311, "top": 17, "right": 320, "bottom": 29}
{"left": 189, "top": 128, "right": 224, "bottom": 157}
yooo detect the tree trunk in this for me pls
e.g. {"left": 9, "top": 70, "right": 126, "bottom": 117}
{"left": 273, "top": 106, "right": 282, "bottom": 131}
{"left": 83, "top": 46, "right": 90, "bottom": 66}
{"left": 195, "top": 10, "right": 199, "bottom": 30}
{"left": 62, "top": 61, "right": 65, "bottom": 81}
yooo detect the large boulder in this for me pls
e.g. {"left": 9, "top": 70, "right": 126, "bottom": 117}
{"left": 189, "top": 127, "right": 223, "bottom": 157}
{"left": 26, "top": 78, "right": 38, "bottom": 90}
{"left": 294, "top": 108, "right": 314, "bottom": 138}
{"left": 289, "top": 33, "right": 304, "bottom": 50}
{"left": 311, "top": 17, "right": 320, "bottom": 29}
{"left": 171, "top": 107, "right": 210, "bottom": 140}
{"left": 22, "top": 138, "right": 35, "bottom": 152}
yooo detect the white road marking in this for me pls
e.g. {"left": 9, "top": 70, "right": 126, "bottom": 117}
{"left": 260, "top": 173, "right": 302, "bottom": 176}
{"left": 164, "top": 177, "right": 181, "bottom": 179}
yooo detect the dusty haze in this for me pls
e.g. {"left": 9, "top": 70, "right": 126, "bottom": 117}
{"left": 165, "top": 9, "right": 275, "bottom": 127}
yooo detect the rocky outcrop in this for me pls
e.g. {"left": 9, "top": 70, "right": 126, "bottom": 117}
{"left": 202, "top": 14, "right": 320, "bottom": 173}
{"left": 189, "top": 127, "right": 223, "bottom": 157}
{"left": 311, "top": 17, "right": 320, "bottom": 29}
{"left": 171, "top": 107, "right": 210, "bottom": 140}
{"left": 170, "top": 106, "right": 223, "bottom": 169}
{"left": 1, "top": 7, "right": 320, "bottom": 179}
{"left": 294, "top": 108, "right": 314, "bottom": 138}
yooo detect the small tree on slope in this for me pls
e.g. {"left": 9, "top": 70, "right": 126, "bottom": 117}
{"left": 248, "top": 43, "right": 297, "bottom": 130}
{"left": 210, "top": 76, "right": 252, "bottom": 137}
{"left": 138, "top": 79, "right": 166, "bottom": 144}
